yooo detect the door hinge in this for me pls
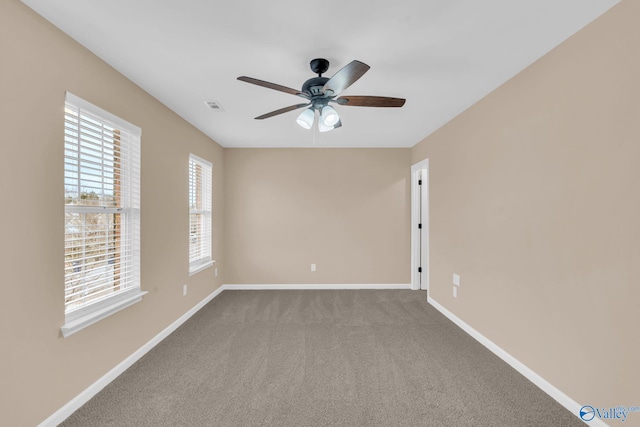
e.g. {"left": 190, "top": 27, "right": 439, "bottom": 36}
{"left": 418, "top": 223, "right": 422, "bottom": 229}
{"left": 418, "top": 267, "right": 422, "bottom": 273}
{"left": 418, "top": 179, "right": 422, "bottom": 185}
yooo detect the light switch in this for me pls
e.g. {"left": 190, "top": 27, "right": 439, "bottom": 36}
{"left": 453, "top": 273, "right": 461, "bottom": 287}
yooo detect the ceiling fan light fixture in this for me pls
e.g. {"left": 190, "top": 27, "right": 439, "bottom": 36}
{"left": 318, "top": 121, "right": 332, "bottom": 133}
{"left": 321, "top": 105, "right": 340, "bottom": 126}
{"left": 319, "top": 118, "right": 342, "bottom": 133}
{"left": 296, "top": 108, "right": 315, "bottom": 129}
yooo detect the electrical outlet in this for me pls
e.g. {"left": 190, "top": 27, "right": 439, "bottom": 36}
{"left": 215, "top": 268, "right": 218, "bottom": 277}
{"left": 183, "top": 284, "right": 187, "bottom": 296}
{"left": 453, "top": 273, "right": 461, "bottom": 287}
{"left": 453, "top": 286, "right": 457, "bottom": 298}
{"left": 311, "top": 263, "right": 317, "bottom": 272}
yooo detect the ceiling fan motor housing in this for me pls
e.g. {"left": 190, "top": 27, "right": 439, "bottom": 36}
{"left": 302, "top": 76, "right": 330, "bottom": 97}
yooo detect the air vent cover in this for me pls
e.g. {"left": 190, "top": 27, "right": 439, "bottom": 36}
{"left": 203, "top": 100, "right": 224, "bottom": 111}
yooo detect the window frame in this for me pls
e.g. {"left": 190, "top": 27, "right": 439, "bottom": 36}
{"left": 61, "top": 92, "right": 145, "bottom": 338}
{"left": 188, "top": 153, "right": 214, "bottom": 275}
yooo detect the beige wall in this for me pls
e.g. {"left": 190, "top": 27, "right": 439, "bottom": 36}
{"left": 0, "top": 2, "right": 224, "bottom": 425}
{"left": 224, "top": 148, "right": 411, "bottom": 284}
{"left": 412, "top": 0, "right": 639, "bottom": 409}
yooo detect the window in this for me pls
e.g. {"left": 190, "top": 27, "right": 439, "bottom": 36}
{"left": 62, "top": 92, "right": 144, "bottom": 337}
{"left": 188, "top": 154, "right": 213, "bottom": 274}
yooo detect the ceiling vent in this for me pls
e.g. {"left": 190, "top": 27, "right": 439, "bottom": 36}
{"left": 203, "top": 100, "right": 224, "bottom": 111}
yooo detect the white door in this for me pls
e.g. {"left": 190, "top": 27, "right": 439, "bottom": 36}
{"left": 411, "top": 160, "right": 429, "bottom": 290}
{"left": 419, "top": 168, "right": 429, "bottom": 290}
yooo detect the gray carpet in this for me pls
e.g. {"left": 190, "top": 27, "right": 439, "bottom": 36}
{"left": 61, "top": 290, "right": 583, "bottom": 426}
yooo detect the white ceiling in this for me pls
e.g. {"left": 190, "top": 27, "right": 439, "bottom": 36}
{"left": 23, "top": 0, "right": 618, "bottom": 148}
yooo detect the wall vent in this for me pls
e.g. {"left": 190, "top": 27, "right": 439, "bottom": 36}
{"left": 203, "top": 100, "right": 224, "bottom": 111}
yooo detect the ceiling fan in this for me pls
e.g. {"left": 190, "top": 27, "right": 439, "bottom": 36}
{"left": 237, "top": 58, "right": 406, "bottom": 132}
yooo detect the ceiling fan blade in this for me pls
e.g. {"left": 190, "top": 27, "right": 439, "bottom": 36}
{"left": 238, "top": 76, "right": 309, "bottom": 99}
{"left": 335, "top": 96, "right": 406, "bottom": 107}
{"left": 322, "top": 60, "right": 370, "bottom": 96}
{"left": 255, "top": 103, "right": 310, "bottom": 120}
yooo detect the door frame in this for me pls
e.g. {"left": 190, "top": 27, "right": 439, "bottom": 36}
{"left": 411, "top": 159, "right": 429, "bottom": 290}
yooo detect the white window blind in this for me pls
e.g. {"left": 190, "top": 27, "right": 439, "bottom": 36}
{"left": 188, "top": 154, "right": 212, "bottom": 274}
{"left": 63, "top": 92, "right": 142, "bottom": 334}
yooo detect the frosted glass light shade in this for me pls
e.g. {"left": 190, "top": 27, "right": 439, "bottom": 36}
{"left": 296, "top": 108, "right": 314, "bottom": 129}
{"left": 321, "top": 105, "right": 339, "bottom": 126}
{"left": 319, "top": 118, "right": 342, "bottom": 133}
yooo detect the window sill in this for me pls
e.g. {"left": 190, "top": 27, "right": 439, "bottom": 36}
{"left": 189, "top": 259, "right": 215, "bottom": 276}
{"left": 61, "top": 290, "right": 148, "bottom": 338}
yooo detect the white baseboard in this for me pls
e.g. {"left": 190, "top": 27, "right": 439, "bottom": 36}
{"left": 427, "top": 296, "right": 608, "bottom": 427}
{"left": 38, "top": 286, "right": 226, "bottom": 427}
{"left": 223, "top": 283, "right": 412, "bottom": 290}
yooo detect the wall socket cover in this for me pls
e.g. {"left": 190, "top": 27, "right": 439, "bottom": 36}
{"left": 311, "top": 264, "right": 317, "bottom": 272}
{"left": 453, "top": 286, "right": 458, "bottom": 298}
